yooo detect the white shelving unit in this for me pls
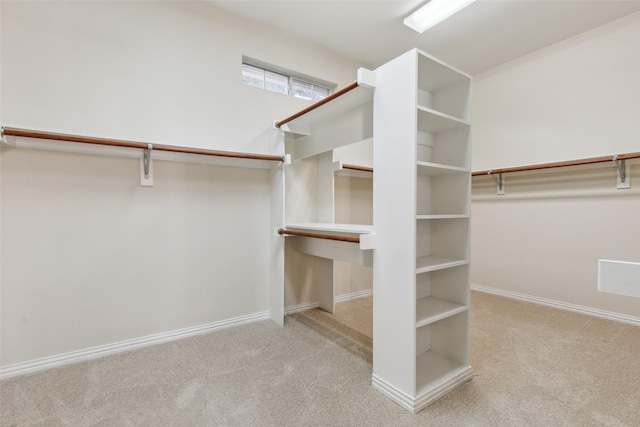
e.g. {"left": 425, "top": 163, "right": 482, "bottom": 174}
{"left": 372, "top": 49, "right": 472, "bottom": 413}
{"left": 275, "top": 70, "right": 376, "bottom": 317}
{"left": 275, "top": 49, "right": 471, "bottom": 413}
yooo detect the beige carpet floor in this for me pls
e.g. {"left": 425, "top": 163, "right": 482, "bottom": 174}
{"left": 1, "top": 291, "right": 639, "bottom": 426}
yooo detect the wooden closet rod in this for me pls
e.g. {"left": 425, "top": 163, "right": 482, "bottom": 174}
{"left": 275, "top": 81, "right": 359, "bottom": 129}
{"left": 472, "top": 152, "right": 640, "bottom": 176}
{"left": 343, "top": 164, "right": 374, "bottom": 173}
{"left": 277, "top": 228, "right": 360, "bottom": 244}
{"left": 1, "top": 127, "right": 286, "bottom": 162}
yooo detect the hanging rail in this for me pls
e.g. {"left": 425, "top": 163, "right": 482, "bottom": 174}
{"left": 277, "top": 228, "right": 360, "bottom": 244}
{"left": 472, "top": 152, "right": 640, "bottom": 177}
{"left": 274, "top": 81, "right": 359, "bottom": 129}
{"left": 343, "top": 164, "right": 373, "bottom": 173}
{"left": 1, "top": 127, "right": 286, "bottom": 163}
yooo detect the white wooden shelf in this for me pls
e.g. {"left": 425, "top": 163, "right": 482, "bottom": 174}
{"left": 277, "top": 69, "right": 375, "bottom": 134}
{"left": 416, "top": 256, "right": 469, "bottom": 273}
{"left": 416, "top": 214, "right": 469, "bottom": 220}
{"left": 416, "top": 351, "right": 471, "bottom": 396}
{"left": 417, "top": 161, "right": 469, "bottom": 176}
{"left": 416, "top": 297, "right": 468, "bottom": 328}
{"left": 417, "top": 106, "right": 469, "bottom": 134}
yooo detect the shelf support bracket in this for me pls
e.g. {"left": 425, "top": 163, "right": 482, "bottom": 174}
{"left": 140, "top": 143, "right": 153, "bottom": 187}
{"left": 488, "top": 170, "right": 505, "bottom": 195}
{"left": 613, "top": 155, "right": 630, "bottom": 189}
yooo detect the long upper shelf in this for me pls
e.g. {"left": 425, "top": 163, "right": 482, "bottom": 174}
{"left": 275, "top": 68, "right": 376, "bottom": 133}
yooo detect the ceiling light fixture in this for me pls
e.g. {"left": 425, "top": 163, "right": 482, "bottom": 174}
{"left": 404, "top": 0, "right": 477, "bottom": 33}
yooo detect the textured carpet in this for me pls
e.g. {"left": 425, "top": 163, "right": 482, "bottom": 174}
{"left": 1, "top": 291, "right": 639, "bottom": 426}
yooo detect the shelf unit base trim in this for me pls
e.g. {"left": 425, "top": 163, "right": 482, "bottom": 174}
{"left": 372, "top": 368, "right": 472, "bottom": 414}
{"left": 414, "top": 365, "right": 473, "bottom": 413}
{"left": 371, "top": 374, "right": 417, "bottom": 414}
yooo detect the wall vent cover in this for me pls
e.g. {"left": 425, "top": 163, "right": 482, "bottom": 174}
{"left": 598, "top": 259, "right": 640, "bottom": 298}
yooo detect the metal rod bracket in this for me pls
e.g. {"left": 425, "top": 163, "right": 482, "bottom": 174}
{"left": 140, "top": 143, "right": 153, "bottom": 187}
{"left": 489, "top": 171, "right": 505, "bottom": 195}
{"left": 614, "top": 156, "right": 630, "bottom": 189}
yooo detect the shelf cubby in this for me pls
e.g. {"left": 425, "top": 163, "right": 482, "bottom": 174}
{"left": 416, "top": 173, "right": 470, "bottom": 216}
{"left": 417, "top": 121, "right": 470, "bottom": 169}
{"left": 417, "top": 52, "right": 471, "bottom": 122}
{"left": 416, "top": 264, "right": 469, "bottom": 327}
{"left": 415, "top": 311, "right": 470, "bottom": 395}
{"left": 416, "top": 218, "right": 469, "bottom": 273}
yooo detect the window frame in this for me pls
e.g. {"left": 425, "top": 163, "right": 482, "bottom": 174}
{"left": 241, "top": 57, "right": 335, "bottom": 102}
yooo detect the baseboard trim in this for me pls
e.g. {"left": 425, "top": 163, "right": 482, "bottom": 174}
{"left": 471, "top": 283, "right": 640, "bottom": 327}
{"left": 284, "top": 301, "right": 319, "bottom": 315}
{"left": 0, "top": 310, "right": 270, "bottom": 380}
{"left": 2, "top": 293, "right": 374, "bottom": 379}
{"left": 335, "top": 289, "right": 373, "bottom": 303}
{"left": 284, "top": 290, "right": 372, "bottom": 316}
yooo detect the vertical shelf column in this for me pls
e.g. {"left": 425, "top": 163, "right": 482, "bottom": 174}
{"left": 372, "top": 49, "right": 420, "bottom": 404}
{"left": 372, "top": 48, "right": 473, "bottom": 413}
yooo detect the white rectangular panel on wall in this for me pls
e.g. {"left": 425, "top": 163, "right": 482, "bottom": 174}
{"left": 598, "top": 259, "right": 640, "bottom": 298}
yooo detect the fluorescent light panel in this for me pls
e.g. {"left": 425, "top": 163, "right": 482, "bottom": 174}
{"left": 404, "top": 0, "right": 476, "bottom": 33}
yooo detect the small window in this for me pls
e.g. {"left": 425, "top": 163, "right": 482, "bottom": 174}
{"left": 291, "top": 78, "right": 331, "bottom": 102}
{"left": 242, "top": 63, "right": 266, "bottom": 89}
{"left": 242, "top": 59, "right": 333, "bottom": 101}
{"left": 264, "top": 70, "right": 288, "bottom": 95}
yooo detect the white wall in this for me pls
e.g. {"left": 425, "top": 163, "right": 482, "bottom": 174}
{"left": 471, "top": 11, "right": 640, "bottom": 320}
{"left": 0, "top": 1, "right": 362, "bottom": 368}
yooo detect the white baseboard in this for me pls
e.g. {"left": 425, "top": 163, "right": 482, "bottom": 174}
{"left": 1, "top": 292, "right": 373, "bottom": 380}
{"left": 284, "top": 301, "right": 319, "bottom": 315}
{"left": 284, "top": 290, "right": 372, "bottom": 315}
{"left": 0, "top": 310, "right": 270, "bottom": 380}
{"left": 471, "top": 283, "right": 640, "bottom": 327}
{"left": 335, "top": 289, "right": 373, "bottom": 303}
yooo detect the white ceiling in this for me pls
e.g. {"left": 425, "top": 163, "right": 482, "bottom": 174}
{"left": 208, "top": 0, "right": 640, "bottom": 75}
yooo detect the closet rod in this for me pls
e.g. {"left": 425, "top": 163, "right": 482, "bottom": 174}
{"left": 1, "top": 127, "right": 286, "bottom": 163}
{"left": 472, "top": 152, "right": 640, "bottom": 177}
{"left": 277, "top": 228, "right": 360, "bottom": 244}
{"left": 275, "top": 81, "right": 359, "bottom": 128}
{"left": 343, "top": 164, "right": 373, "bottom": 173}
